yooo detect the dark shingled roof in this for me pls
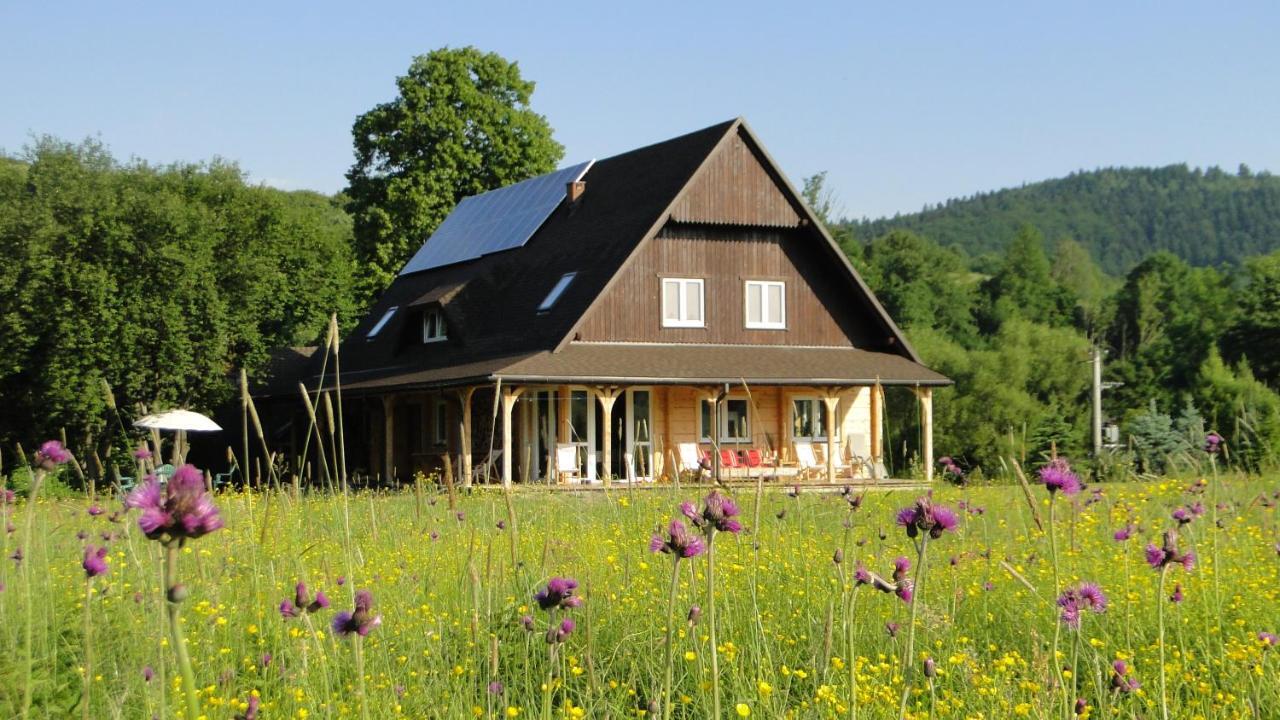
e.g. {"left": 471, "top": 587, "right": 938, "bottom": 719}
{"left": 264, "top": 119, "right": 950, "bottom": 397}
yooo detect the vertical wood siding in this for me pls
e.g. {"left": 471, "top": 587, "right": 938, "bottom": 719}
{"left": 670, "top": 130, "right": 802, "bottom": 227}
{"left": 576, "top": 224, "right": 887, "bottom": 347}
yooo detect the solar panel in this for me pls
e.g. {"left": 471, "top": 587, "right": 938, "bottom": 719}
{"left": 399, "top": 160, "right": 594, "bottom": 275}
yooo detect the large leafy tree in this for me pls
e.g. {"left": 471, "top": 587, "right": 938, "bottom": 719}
{"left": 345, "top": 47, "right": 564, "bottom": 299}
{"left": 1221, "top": 250, "right": 1280, "bottom": 387}
{"left": 0, "top": 137, "right": 356, "bottom": 451}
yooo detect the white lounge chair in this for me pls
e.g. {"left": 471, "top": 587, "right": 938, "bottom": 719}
{"left": 793, "top": 441, "right": 821, "bottom": 481}
{"left": 555, "top": 444, "right": 581, "bottom": 484}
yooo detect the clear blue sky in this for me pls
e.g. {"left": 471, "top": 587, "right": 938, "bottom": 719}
{"left": 3, "top": 1, "right": 1277, "bottom": 219}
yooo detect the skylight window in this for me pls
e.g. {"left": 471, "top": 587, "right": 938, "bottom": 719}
{"left": 538, "top": 272, "right": 578, "bottom": 312}
{"left": 366, "top": 306, "right": 398, "bottom": 339}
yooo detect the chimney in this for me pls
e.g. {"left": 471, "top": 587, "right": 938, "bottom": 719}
{"left": 566, "top": 180, "right": 586, "bottom": 203}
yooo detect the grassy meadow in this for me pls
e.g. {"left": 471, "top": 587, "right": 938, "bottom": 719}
{"left": 2, "top": 473, "right": 1279, "bottom": 719}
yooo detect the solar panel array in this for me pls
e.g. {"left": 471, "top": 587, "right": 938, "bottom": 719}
{"left": 399, "top": 160, "right": 594, "bottom": 275}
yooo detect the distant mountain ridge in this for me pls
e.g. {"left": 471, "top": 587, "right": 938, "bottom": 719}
{"left": 844, "top": 164, "right": 1280, "bottom": 275}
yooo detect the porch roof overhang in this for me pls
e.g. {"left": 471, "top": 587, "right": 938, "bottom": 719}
{"left": 301, "top": 342, "right": 950, "bottom": 397}
{"left": 493, "top": 343, "right": 951, "bottom": 387}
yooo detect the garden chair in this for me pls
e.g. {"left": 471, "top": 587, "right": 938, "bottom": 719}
{"left": 719, "top": 448, "right": 744, "bottom": 472}
{"left": 793, "top": 441, "right": 821, "bottom": 481}
{"left": 555, "top": 444, "right": 581, "bottom": 484}
{"left": 744, "top": 448, "right": 765, "bottom": 468}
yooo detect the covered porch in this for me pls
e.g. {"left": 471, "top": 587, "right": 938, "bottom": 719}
{"left": 354, "top": 381, "right": 937, "bottom": 488}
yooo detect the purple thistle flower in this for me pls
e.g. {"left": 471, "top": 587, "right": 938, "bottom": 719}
{"left": 132, "top": 446, "right": 152, "bottom": 460}
{"left": 854, "top": 565, "right": 872, "bottom": 585}
{"left": 698, "top": 491, "right": 743, "bottom": 534}
{"left": 87, "top": 505, "right": 104, "bottom": 517}
{"left": 1038, "top": 458, "right": 1081, "bottom": 496}
{"left": 649, "top": 519, "right": 705, "bottom": 559}
{"left": 535, "top": 577, "right": 581, "bottom": 611}
{"left": 1077, "top": 583, "right": 1107, "bottom": 611}
{"left": 124, "top": 465, "right": 223, "bottom": 541}
{"left": 546, "top": 617, "right": 576, "bottom": 643}
{"left": 279, "top": 599, "right": 300, "bottom": 619}
{"left": 893, "top": 556, "right": 911, "bottom": 582}
{"left": 885, "top": 621, "right": 900, "bottom": 638}
{"left": 519, "top": 614, "right": 535, "bottom": 631}
{"left": 331, "top": 589, "right": 380, "bottom": 637}
{"left": 1172, "top": 508, "right": 1193, "bottom": 525}
{"left": 10, "top": 546, "right": 22, "bottom": 564}
{"left": 1110, "top": 660, "right": 1139, "bottom": 693}
{"left": 1204, "top": 433, "right": 1222, "bottom": 454}
{"left": 1169, "top": 583, "right": 1184, "bottom": 604}
{"left": 1074, "top": 698, "right": 1088, "bottom": 716}
{"left": 832, "top": 548, "right": 844, "bottom": 565}
{"left": 679, "top": 501, "right": 701, "bottom": 526}
{"left": 923, "top": 657, "right": 937, "bottom": 678}
{"left": 142, "top": 666, "right": 154, "bottom": 682}
{"left": 895, "top": 580, "right": 914, "bottom": 604}
{"left": 496, "top": 520, "right": 506, "bottom": 530}
{"left": 1113, "top": 524, "right": 1136, "bottom": 542}
{"left": 687, "top": 605, "right": 701, "bottom": 625}
{"left": 488, "top": 680, "right": 504, "bottom": 695}
{"left": 895, "top": 497, "right": 959, "bottom": 539}
{"left": 82, "top": 545, "right": 109, "bottom": 578}
{"left": 1259, "top": 632, "right": 1278, "bottom": 648}
{"left": 34, "top": 440, "right": 72, "bottom": 470}
{"left": 1145, "top": 531, "right": 1195, "bottom": 572}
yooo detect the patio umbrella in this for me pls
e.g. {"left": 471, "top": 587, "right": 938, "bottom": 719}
{"left": 134, "top": 409, "right": 222, "bottom": 464}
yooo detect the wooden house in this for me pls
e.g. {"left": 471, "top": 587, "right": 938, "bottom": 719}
{"left": 260, "top": 118, "right": 950, "bottom": 486}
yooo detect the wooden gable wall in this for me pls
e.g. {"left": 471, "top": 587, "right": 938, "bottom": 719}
{"left": 669, "top": 129, "right": 802, "bottom": 227}
{"left": 573, "top": 224, "right": 890, "bottom": 348}
{"left": 573, "top": 127, "right": 896, "bottom": 351}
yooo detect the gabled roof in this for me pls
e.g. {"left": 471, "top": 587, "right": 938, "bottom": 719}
{"left": 268, "top": 118, "right": 946, "bottom": 397}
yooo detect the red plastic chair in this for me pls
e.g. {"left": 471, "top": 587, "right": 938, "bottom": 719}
{"left": 719, "top": 448, "right": 743, "bottom": 469}
{"left": 745, "top": 449, "right": 764, "bottom": 467}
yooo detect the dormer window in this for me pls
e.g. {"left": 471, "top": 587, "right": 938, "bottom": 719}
{"left": 422, "top": 308, "right": 447, "bottom": 343}
{"left": 539, "top": 272, "right": 578, "bottom": 312}
{"left": 367, "top": 306, "right": 398, "bottom": 339}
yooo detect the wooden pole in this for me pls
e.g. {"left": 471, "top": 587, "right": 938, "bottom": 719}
{"left": 456, "top": 386, "right": 475, "bottom": 489}
{"left": 382, "top": 395, "right": 396, "bottom": 485}
{"left": 918, "top": 387, "right": 934, "bottom": 482}
{"left": 596, "top": 388, "right": 619, "bottom": 488}
{"left": 823, "top": 392, "right": 840, "bottom": 484}
{"left": 501, "top": 387, "right": 517, "bottom": 488}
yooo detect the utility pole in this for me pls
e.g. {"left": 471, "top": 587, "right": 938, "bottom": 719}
{"left": 1092, "top": 346, "right": 1103, "bottom": 457}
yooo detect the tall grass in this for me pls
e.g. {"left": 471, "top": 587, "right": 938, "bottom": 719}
{"left": 1, "top": 473, "right": 1278, "bottom": 718}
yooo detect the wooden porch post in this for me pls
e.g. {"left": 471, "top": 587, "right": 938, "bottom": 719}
{"left": 455, "top": 386, "right": 476, "bottom": 489}
{"left": 596, "top": 387, "right": 621, "bottom": 487}
{"left": 917, "top": 386, "right": 934, "bottom": 482}
{"left": 822, "top": 392, "right": 840, "bottom": 484}
{"left": 382, "top": 394, "right": 396, "bottom": 484}
{"left": 501, "top": 387, "right": 519, "bottom": 488}
{"left": 869, "top": 381, "right": 883, "bottom": 472}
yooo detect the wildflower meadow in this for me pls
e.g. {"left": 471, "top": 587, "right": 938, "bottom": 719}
{"left": 2, "top": 445, "right": 1279, "bottom": 719}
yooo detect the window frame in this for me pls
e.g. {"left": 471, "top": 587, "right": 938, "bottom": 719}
{"left": 699, "top": 396, "right": 751, "bottom": 444}
{"left": 421, "top": 308, "right": 447, "bottom": 343}
{"left": 791, "top": 396, "right": 835, "bottom": 442}
{"left": 538, "top": 271, "right": 578, "bottom": 312}
{"left": 432, "top": 397, "right": 449, "bottom": 447}
{"left": 661, "top": 277, "right": 706, "bottom": 328}
{"left": 744, "top": 280, "right": 786, "bottom": 330}
{"left": 366, "top": 306, "right": 398, "bottom": 339}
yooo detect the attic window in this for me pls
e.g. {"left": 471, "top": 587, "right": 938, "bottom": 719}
{"left": 422, "top": 308, "right": 447, "bottom": 342}
{"left": 366, "top": 306, "right": 398, "bottom": 339}
{"left": 538, "top": 272, "right": 578, "bottom": 312}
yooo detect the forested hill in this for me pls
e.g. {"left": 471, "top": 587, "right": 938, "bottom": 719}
{"left": 845, "top": 164, "right": 1280, "bottom": 274}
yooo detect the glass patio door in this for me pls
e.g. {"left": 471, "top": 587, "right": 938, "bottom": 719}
{"left": 626, "top": 389, "right": 652, "bottom": 480}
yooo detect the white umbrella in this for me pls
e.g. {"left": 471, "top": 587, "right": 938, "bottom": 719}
{"left": 133, "top": 409, "right": 222, "bottom": 432}
{"left": 134, "top": 409, "right": 221, "bottom": 465}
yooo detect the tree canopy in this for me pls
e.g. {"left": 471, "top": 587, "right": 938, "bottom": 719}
{"left": 344, "top": 47, "right": 564, "bottom": 299}
{"left": 0, "top": 137, "right": 356, "bottom": 448}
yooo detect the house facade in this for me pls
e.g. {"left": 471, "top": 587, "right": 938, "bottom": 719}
{"left": 262, "top": 119, "right": 949, "bottom": 486}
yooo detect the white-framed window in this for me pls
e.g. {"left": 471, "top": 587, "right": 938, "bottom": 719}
{"left": 367, "top": 306, "right": 398, "bottom": 339}
{"left": 422, "top": 308, "right": 447, "bottom": 342}
{"left": 432, "top": 397, "right": 449, "bottom": 446}
{"left": 539, "top": 272, "right": 578, "bottom": 312}
{"left": 744, "top": 280, "right": 786, "bottom": 329}
{"left": 661, "top": 277, "right": 704, "bottom": 328}
{"left": 699, "top": 398, "right": 751, "bottom": 443}
{"left": 791, "top": 397, "right": 834, "bottom": 441}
